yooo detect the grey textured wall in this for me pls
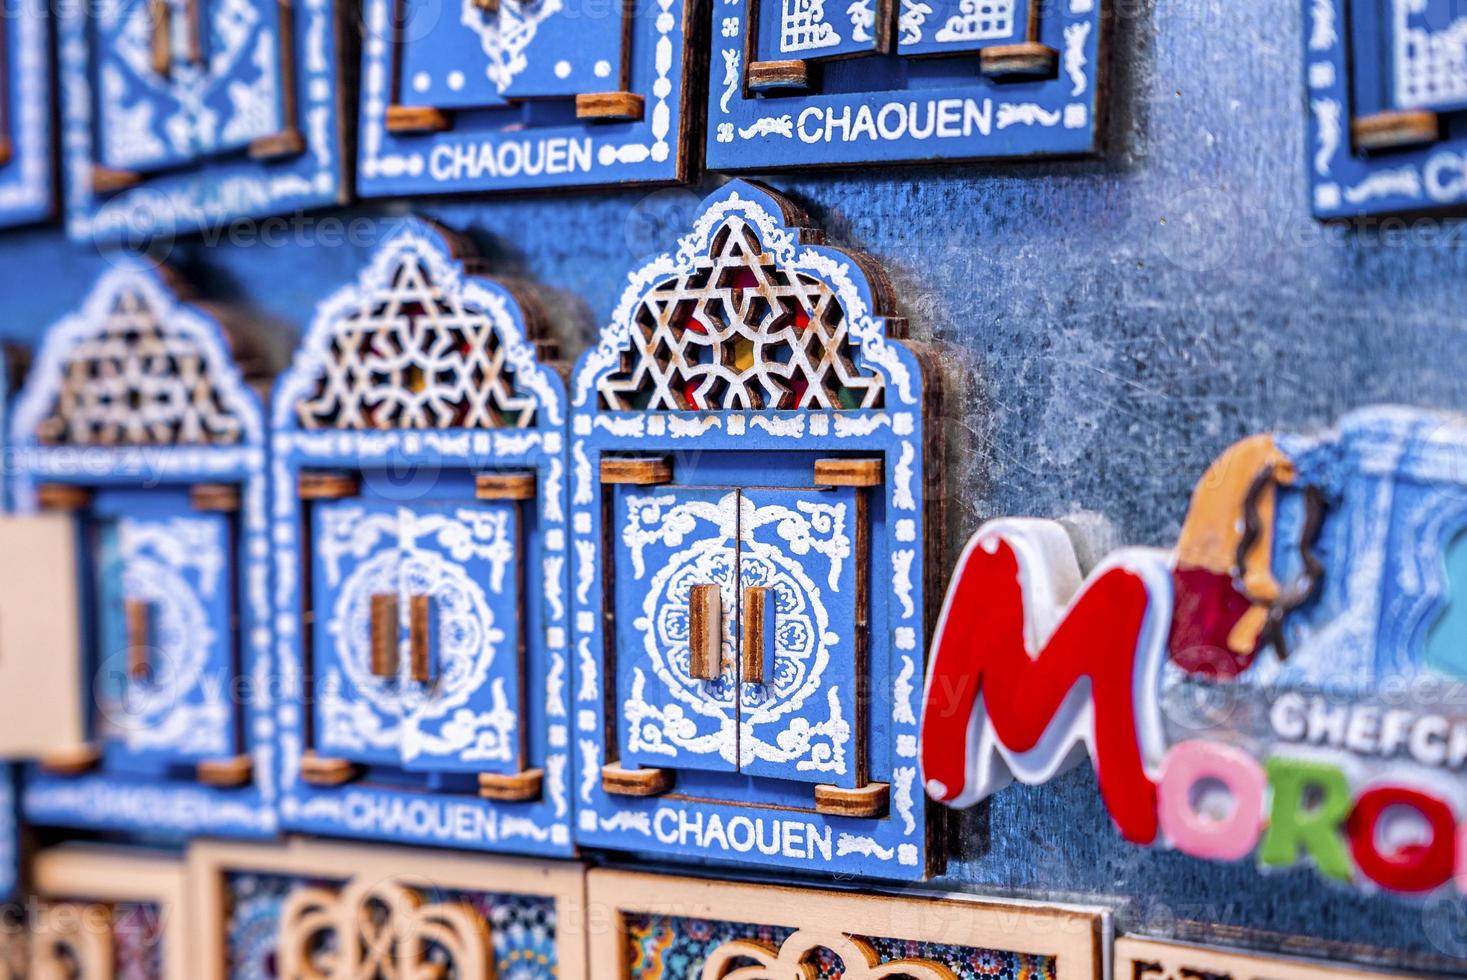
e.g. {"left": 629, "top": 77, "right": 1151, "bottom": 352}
{"left": 2, "top": 0, "right": 1465, "bottom": 971}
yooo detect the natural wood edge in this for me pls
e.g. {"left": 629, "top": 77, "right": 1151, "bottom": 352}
{"left": 601, "top": 764, "right": 675, "bottom": 797}
{"left": 40, "top": 744, "right": 101, "bottom": 777}
{"left": 475, "top": 472, "right": 538, "bottom": 501}
{"left": 36, "top": 483, "right": 92, "bottom": 512}
{"left": 297, "top": 472, "right": 360, "bottom": 500}
{"left": 575, "top": 92, "right": 646, "bottom": 122}
{"left": 748, "top": 59, "right": 811, "bottom": 91}
{"left": 190, "top": 483, "right": 242, "bottom": 513}
{"left": 90, "top": 165, "right": 144, "bottom": 196}
{"left": 979, "top": 42, "right": 1059, "bottom": 79}
{"left": 813, "top": 457, "right": 884, "bottom": 487}
{"left": 385, "top": 104, "right": 453, "bottom": 135}
{"left": 478, "top": 768, "right": 544, "bottom": 802}
{"left": 813, "top": 781, "right": 889, "bottom": 818}
{"left": 300, "top": 752, "right": 361, "bottom": 787}
{"left": 247, "top": 127, "right": 307, "bottom": 161}
{"left": 1353, "top": 110, "right": 1441, "bottom": 152}
{"left": 599, "top": 456, "right": 673, "bottom": 485}
{"left": 0, "top": 138, "right": 12, "bottom": 168}
{"left": 197, "top": 755, "right": 254, "bottom": 788}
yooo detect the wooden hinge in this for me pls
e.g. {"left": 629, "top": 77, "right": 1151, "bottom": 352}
{"left": 478, "top": 768, "right": 544, "bottom": 802}
{"left": 601, "top": 764, "right": 674, "bottom": 797}
{"left": 600, "top": 456, "right": 673, "bottom": 486}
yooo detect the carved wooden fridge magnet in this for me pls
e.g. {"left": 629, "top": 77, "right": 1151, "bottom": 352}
{"left": 271, "top": 217, "right": 573, "bottom": 856}
{"left": 570, "top": 180, "right": 941, "bottom": 880}
{"left": 29, "top": 844, "right": 192, "bottom": 980}
{"left": 1308, "top": 0, "right": 1467, "bottom": 217}
{"left": 588, "top": 868, "right": 1105, "bottom": 978}
{"left": 57, "top": 0, "right": 348, "bottom": 243}
{"left": 1115, "top": 936, "right": 1420, "bottom": 980}
{"left": 356, "top": 0, "right": 699, "bottom": 197}
{"left": 921, "top": 405, "right": 1467, "bottom": 898}
{"left": 187, "top": 838, "right": 587, "bottom": 979}
{"left": 707, "top": 0, "right": 1107, "bottom": 171}
{"left": 0, "top": 0, "right": 54, "bottom": 228}
{"left": 3, "top": 262, "right": 276, "bottom": 840}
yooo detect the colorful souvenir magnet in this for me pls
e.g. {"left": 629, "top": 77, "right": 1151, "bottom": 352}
{"left": 920, "top": 406, "right": 1467, "bottom": 898}
{"left": 188, "top": 839, "right": 588, "bottom": 978}
{"left": 357, "top": 0, "right": 699, "bottom": 196}
{"left": 1308, "top": 0, "right": 1467, "bottom": 216}
{"left": 589, "top": 868, "right": 1106, "bottom": 977}
{"left": 7, "top": 262, "right": 277, "bottom": 839}
{"left": 30, "top": 844, "right": 191, "bottom": 979}
{"left": 709, "top": 0, "right": 1105, "bottom": 170}
{"left": 58, "top": 0, "right": 349, "bottom": 243}
{"left": 571, "top": 179, "right": 940, "bottom": 880}
{"left": 0, "top": 0, "right": 54, "bottom": 228}
{"left": 1116, "top": 936, "right": 1418, "bottom": 980}
{"left": 271, "top": 217, "right": 573, "bottom": 857}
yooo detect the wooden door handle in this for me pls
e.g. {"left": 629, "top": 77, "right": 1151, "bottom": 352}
{"left": 150, "top": 0, "right": 172, "bottom": 75}
{"left": 741, "top": 586, "right": 774, "bottom": 685}
{"left": 688, "top": 584, "right": 722, "bottom": 681}
{"left": 409, "top": 594, "right": 433, "bottom": 684}
{"left": 370, "top": 593, "right": 398, "bottom": 678}
{"left": 125, "top": 598, "right": 150, "bottom": 680}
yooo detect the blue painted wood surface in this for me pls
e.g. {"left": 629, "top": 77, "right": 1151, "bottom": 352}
{"left": 0, "top": 0, "right": 54, "bottom": 228}
{"left": 710, "top": 0, "right": 1101, "bottom": 168}
{"left": 0, "top": 0, "right": 1463, "bottom": 967}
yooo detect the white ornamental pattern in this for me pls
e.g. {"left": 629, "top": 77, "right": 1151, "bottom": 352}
{"left": 316, "top": 505, "right": 518, "bottom": 765}
{"left": 935, "top": 0, "right": 1016, "bottom": 43}
{"left": 36, "top": 284, "right": 246, "bottom": 446}
{"left": 100, "top": 516, "right": 231, "bottom": 756}
{"left": 597, "top": 212, "right": 884, "bottom": 412}
{"left": 621, "top": 490, "right": 853, "bottom": 775}
{"left": 460, "top": 0, "right": 563, "bottom": 94}
{"left": 1393, "top": 0, "right": 1467, "bottom": 111}
{"left": 96, "top": 0, "right": 280, "bottom": 166}
{"left": 781, "top": 0, "right": 841, "bottom": 52}
{"left": 296, "top": 247, "right": 541, "bottom": 430}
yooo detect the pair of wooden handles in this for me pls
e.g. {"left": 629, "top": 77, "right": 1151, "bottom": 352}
{"left": 369, "top": 594, "right": 435, "bottom": 684}
{"left": 688, "top": 584, "right": 774, "bottom": 685}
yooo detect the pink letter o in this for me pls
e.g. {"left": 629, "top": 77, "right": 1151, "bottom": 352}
{"left": 1158, "top": 740, "right": 1267, "bottom": 862}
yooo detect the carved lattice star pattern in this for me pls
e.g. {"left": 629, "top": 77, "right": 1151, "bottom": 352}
{"left": 37, "top": 287, "right": 244, "bottom": 446}
{"left": 297, "top": 255, "right": 538, "bottom": 430}
{"left": 599, "top": 217, "right": 884, "bottom": 411}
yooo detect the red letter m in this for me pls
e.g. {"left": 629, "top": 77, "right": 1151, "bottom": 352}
{"left": 919, "top": 519, "right": 1171, "bottom": 844}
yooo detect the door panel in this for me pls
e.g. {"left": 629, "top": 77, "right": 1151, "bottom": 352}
{"left": 398, "top": 500, "right": 524, "bottom": 775}
{"left": 498, "top": 0, "right": 630, "bottom": 100}
{"left": 94, "top": 490, "right": 239, "bottom": 773}
{"left": 310, "top": 499, "right": 405, "bottom": 767}
{"left": 613, "top": 485, "right": 741, "bottom": 774}
{"left": 94, "top": 0, "right": 285, "bottom": 170}
{"left": 396, "top": 0, "right": 513, "bottom": 112}
{"left": 736, "top": 486, "right": 862, "bottom": 787}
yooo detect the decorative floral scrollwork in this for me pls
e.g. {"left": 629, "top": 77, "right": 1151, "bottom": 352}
{"left": 701, "top": 929, "right": 958, "bottom": 979}
{"left": 277, "top": 876, "right": 490, "bottom": 980}
{"left": 598, "top": 212, "right": 885, "bottom": 412}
